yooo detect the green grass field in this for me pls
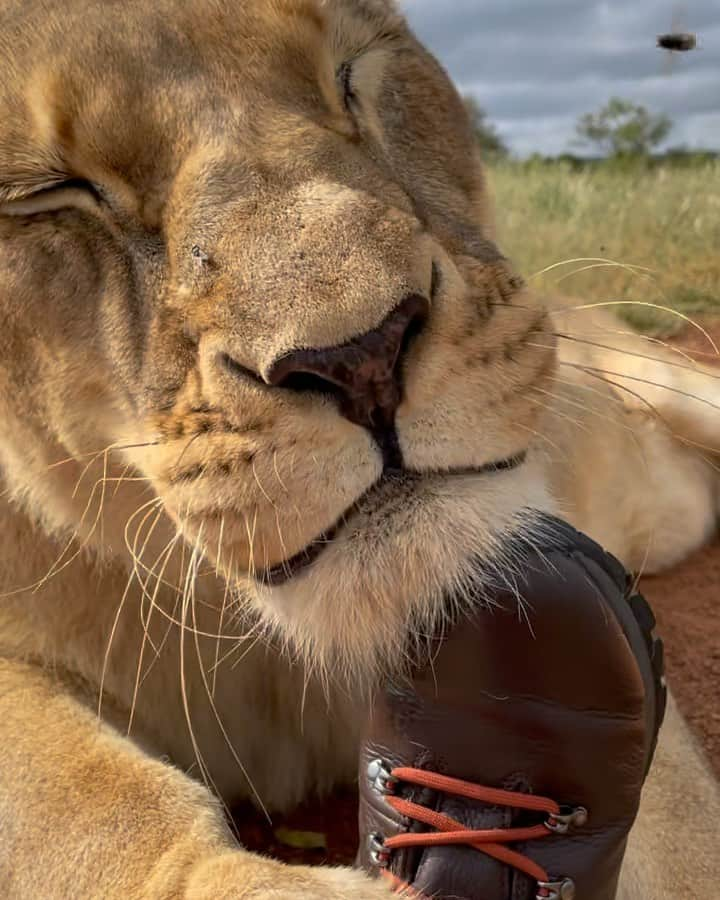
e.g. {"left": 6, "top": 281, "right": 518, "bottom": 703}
{"left": 488, "top": 160, "right": 720, "bottom": 334}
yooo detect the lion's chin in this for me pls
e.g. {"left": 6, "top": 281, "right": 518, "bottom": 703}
{"left": 243, "top": 453, "right": 556, "bottom": 686}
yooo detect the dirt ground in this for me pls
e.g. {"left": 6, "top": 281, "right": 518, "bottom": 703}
{"left": 233, "top": 320, "right": 720, "bottom": 866}
{"left": 643, "top": 541, "right": 720, "bottom": 776}
{"left": 649, "top": 316, "right": 720, "bottom": 776}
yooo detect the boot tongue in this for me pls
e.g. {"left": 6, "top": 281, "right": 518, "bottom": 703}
{"left": 409, "top": 788, "right": 535, "bottom": 900}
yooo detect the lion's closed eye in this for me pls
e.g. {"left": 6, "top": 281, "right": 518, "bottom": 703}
{"left": 0, "top": 179, "right": 104, "bottom": 217}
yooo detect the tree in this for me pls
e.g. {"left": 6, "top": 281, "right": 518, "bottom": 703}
{"left": 462, "top": 96, "right": 509, "bottom": 159}
{"left": 574, "top": 97, "right": 673, "bottom": 158}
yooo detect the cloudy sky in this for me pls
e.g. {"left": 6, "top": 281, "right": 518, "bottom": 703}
{"left": 403, "top": 1, "right": 720, "bottom": 157}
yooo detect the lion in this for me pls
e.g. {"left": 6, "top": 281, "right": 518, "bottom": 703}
{"left": 0, "top": 1, "right": 717, "bottom": 897}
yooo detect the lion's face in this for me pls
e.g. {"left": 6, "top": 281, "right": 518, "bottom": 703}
{"left": 0, "top": 0, "right": 555, "bottom": 675}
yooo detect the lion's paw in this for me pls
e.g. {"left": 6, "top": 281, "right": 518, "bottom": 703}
{"left": 281, "top": 866, "right": 395, "bottom": 899}
{"left": 184, "top": 852, "right": 393, "bottom": 899}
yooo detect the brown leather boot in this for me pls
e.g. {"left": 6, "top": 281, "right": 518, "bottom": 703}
{"left": 358, "top": 515, "right": 666, "bottom": 900}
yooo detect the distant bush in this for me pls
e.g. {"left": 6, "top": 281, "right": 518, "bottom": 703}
{"left": 515, "top": 150, "right": 718, "bottom": 173}
{"left": 574, "top": 97, "right": 673, "bottom": 158}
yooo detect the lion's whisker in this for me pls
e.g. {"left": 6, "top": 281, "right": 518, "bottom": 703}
{"left": 214, "top": 515, "right": 226, "bottom": 579}
{"left": 188, "top": 572, "right": 271, "bottom": 824}
{"left": 551, "top": 263, "right": 656, "bottom": 287}
{"left": 560, "top": 361, "right": 720, "bottom": 414}
{"left": 211, "top": 542, "right": 232, "bottom": 699}
{"left": 537, "top": 384, "right": 653, "bottom": 475}
{"left": 210, "top": 619, "right": 267, "bottom": 674}
{"left": 487, "top": 300, "right": 720, "bottom": 357}
{"left": 514, "top": 421, "right": 566, "bottom": 457}
{"left": 551, "top": 333, "right": 720, "bottom": 379}
{"left": 525, "top": 391, "right": 593, "bottom": 437}
{"left": 172, "top": 432, "right": 204, "bottom": 475}
{"left": 123, "top": 497, "right": 165, "bottom": 575}
{"left": 251, "top": 457, "right": 276, "bottom": 510}
{"left": 97, "top": 550, "right": 146, "bottom": 726}
{"left": 543, "top": 362, "right": 720, "bottom": 473}
{"left": 126, "top": 506, "right": 168, "bottom": 735}
{"left": 272, "top": 450, "right": 290, "bottom": 495}
{"left": 30, "top": 464, "right": 125, "bottom": 594}
{"left": 559, "top": 303, "right": 719, "bottom": 354}
{"left": 71, "top": 446, "right": 113, "bottom": 501}
{"left": 244, "top": 508, "right": 259, "bottom": 587}
{"left": 177, "top": 526, "right": 235, "bottom": 826}
{"left": 273, "top": 508, "right": 293, "bottom": 583}
{"left": 564, "top": 366, "right": 720, "bottom": 476}
{"left": 566, "top": 326, "right": 716, "bottom": 365}
{"left": 529, "top": 256, "right": 654, "bottom": 281}
{"left": 138, "top": 542, "right": 184, "bottom": 675}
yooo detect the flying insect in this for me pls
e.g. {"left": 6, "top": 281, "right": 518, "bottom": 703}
{"left": 657, "top": 32, "right": 697, "bottom": 51}
{"left": 658, "top": 5, "right": 698, "bottom": 76}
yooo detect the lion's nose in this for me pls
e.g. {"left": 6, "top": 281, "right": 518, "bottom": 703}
{"left": 267, "top": 295, "right": 429, "bottom": 430}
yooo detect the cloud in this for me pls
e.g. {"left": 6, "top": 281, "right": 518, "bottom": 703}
{"left": 401, "top": 0, "right": 720, "bottom": 156}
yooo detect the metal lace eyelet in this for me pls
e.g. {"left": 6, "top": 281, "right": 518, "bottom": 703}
{"left": 545, "top": 806, "right": 589, "bottom": 835}
{"left": 366, "top": 759, "right": 398, "bottom": 796}
{"left": 368, "top": 832, "right": 392, "bottom": 868}
{"left": 537, "top": 878, "right": 576, "bottom": 900}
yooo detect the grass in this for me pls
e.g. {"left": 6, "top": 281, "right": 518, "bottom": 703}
{"left": 488, "top": 160, "right": 720, "bottom": 335}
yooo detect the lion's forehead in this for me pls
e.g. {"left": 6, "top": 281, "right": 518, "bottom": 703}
{"left": 10, "top": 0, "right": 403, "bottom": 123}
{"left": 1, "top": 0, "right": 410, "bottom": 218}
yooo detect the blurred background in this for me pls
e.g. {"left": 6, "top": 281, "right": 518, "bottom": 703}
{"left": 402, "top": 2, "right": 720, "bottom": 334}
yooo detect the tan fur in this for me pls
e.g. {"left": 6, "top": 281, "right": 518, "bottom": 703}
{"left": 0, "top": 1, "right": 717, "bottom": 897}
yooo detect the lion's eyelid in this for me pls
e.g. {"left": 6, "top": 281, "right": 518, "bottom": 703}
{"left": 0, "top": 183, "right": 102, "bottom": 218}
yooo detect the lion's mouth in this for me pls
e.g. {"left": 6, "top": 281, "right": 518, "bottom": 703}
{"left": 259, "top": 452, "right": 527, "bottom": 587}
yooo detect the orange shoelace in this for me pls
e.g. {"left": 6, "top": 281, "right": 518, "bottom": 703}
{"left": 381, "top": 767, "right": 563, "bottom": 895}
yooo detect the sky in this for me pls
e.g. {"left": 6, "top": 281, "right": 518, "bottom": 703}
{"left": 402, "top": 1, "right": 720, "bottom": 157}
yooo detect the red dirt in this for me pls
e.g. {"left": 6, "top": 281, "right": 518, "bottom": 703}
{"left": 642, "top": 542, "right": 720, "bottom": 776}
{"left": 648, "top": 318, "right": 720, "bottom": 775}
{"left": 664, "top": 313, "right": 720, "bottom": 363}
{"left": 233, "top": 320, "right": 720, "bottom": 866}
